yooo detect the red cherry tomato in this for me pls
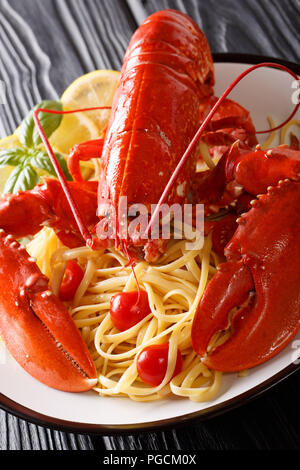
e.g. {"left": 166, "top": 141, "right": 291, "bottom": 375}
{"left": 212, "top": 214, "right": 238, "bottom": 255}
{"left": 137, "top": 343, "right": 182, "bottom": 387}
{"left": 110, "top": 290, "right": 151, "bottom": 331}
{"left": 59, "top": 260, "right": 84, "bottom": 302}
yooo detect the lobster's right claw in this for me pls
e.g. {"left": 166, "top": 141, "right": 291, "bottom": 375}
{"left": 0, "top": 231, "right": 97, "bottom": 392}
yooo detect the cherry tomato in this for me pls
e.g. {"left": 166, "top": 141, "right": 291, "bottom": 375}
{"left": 110, "top": 290, "right": 151, "bottom": 331}
{"left": 137, "top": 343, "right": 182, "bottom": 386}
{"left": 59, "top": 260, "right": 84, "bottom": 302}
{"left": 212, "top": 214, "right": 238, "bottom": 255}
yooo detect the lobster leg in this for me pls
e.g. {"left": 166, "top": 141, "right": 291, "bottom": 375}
{"left": 0, "top": 231, "right": 97, "bottom": 391}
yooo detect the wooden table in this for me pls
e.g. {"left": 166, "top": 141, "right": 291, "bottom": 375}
{"left": 1, "top": 0, "right": 300, "bottom": 450}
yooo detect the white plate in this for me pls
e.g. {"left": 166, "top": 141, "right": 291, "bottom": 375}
{"left": 1, "top": 57, "right": 300, "bottom": 432}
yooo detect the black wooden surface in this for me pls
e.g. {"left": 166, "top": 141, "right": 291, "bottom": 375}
{"left": 1, "top": 0, "right": 300, "bottom": 450}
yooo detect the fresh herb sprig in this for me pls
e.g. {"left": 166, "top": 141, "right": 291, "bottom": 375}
{"left": 0, "top": 100, "right": 72, "bottom": 194}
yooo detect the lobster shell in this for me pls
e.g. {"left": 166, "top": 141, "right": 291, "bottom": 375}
{"left": 98, "top": 9, "right": 215, "bottom": 214}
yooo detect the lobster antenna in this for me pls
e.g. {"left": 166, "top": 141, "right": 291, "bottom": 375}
{"left": 33, "top": 106, "right": 111, "bottom": 247}
{"left": 145, "top": 62, "right": 300, "bottom": 238}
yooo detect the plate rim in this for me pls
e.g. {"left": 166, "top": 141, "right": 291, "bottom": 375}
{"left": 1, "top": 52, "right": 300, "bottom": 434}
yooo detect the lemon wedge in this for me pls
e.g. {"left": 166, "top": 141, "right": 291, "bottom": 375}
{"left": 61, "top": 69, "right": 120, "bottom": 135}
{"left": 50, "top": 110, "right": 99, "bottom": 154}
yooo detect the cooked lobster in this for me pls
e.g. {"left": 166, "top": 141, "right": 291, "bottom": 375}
{"left": 0, "top": 9, "right": 299, "bottom": 392}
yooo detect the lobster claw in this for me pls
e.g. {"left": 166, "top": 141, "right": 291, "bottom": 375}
{"left": 0, "top": 231, "right": 97, "bottom": 391}
{"left": 226, "top": 147, "right": 300, "bottom": 196}
{"left": 192, "top": 180, "right": 300, "bottom": 371}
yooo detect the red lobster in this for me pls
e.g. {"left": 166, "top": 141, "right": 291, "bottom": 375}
{"left": 0, "top": 9, "right": 299, "bottom": 392}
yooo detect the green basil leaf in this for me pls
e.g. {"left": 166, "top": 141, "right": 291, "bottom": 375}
{"left": 0, "top": 148, "right": 27, "bottom": 167}
{"left": 19, "top": 100, "right": 63, "bottom": 148}
{"left": 30, "top": 150, "right": 56, "bottom": 176}
{"left": 30, "top": 150, "right": 72, "bottom": 181}
{"left": 4, "top": 163, "right": 39, "bottom": 194}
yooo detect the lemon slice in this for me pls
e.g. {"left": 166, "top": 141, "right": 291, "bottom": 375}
{"left": 0, "top": 134, "right": 23, "bottom": 193}
{"left": 61, "top": 70, "right": 120, "bottom": 135}
{"left": 0, "top": 133, "right": 21, "bottom": 149}
{"left": 50, "top": 110, "right": 99, "bottom": 154}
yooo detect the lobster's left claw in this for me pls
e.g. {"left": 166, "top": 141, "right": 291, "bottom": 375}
{"left": 192, "top": 180, "right": 300, "bottom": 371}
{"left": 226, "top": 147, "right": 300, "bottom": 196}
{"left": 0, "top": 231, "right": 97, "bottom": 392}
